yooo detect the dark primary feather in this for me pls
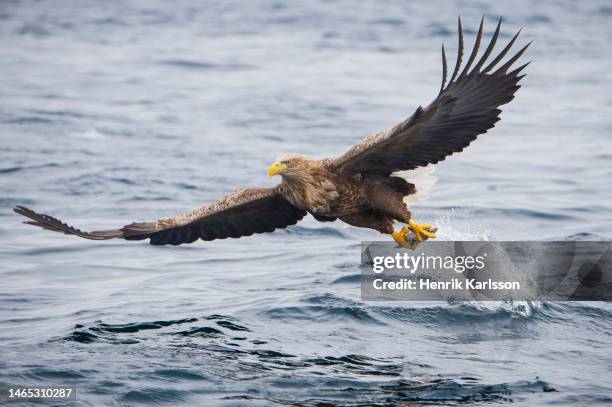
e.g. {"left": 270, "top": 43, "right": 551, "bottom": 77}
{"left": 14, "top": 206, "right": 123, "bottom": 240}
{"left": 439, "top": 45, "right": 448, "bottom": 95}
{"left": 471, "top": 18, "right": 501, "bottom": 75}
{"left": 457, "top": 17, "right": 484, "bottom": 80}
{"left": 331, "top": 17, "right": 530, "bottom": 175}
{"left": 447, "top": 17, "right": 464, "bottom": 87}
{"left": 14, "top": 188, "right": 306, "bottom": 246}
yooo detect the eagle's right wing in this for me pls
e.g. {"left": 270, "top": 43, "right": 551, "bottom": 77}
{"left": 15, "top": 187, "right": 306, "bottom": 245}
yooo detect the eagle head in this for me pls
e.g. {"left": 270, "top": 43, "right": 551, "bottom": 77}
{"left": 268, "top": 154, "right": 316, "bottom": 179}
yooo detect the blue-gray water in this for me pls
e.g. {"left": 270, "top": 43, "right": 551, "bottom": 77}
{"left": 1, "top": 1, "right": 611, "bottom": 405}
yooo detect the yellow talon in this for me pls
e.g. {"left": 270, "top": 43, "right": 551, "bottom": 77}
{"left": 391, "top": 221, "right": 437, "bottom": 249}
{"left": 408, "top": 219, "right": 437, "bottom": 241}
{"left": 392, "top": 226, "right": 410, "bottom": 246}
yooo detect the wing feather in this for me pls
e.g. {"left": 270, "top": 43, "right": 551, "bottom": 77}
{"left": 439, "top": 45, "right": 448, "bottom": 95}
{"left": 447, "top": 17, "right": 464, "bottom": 87}
{"left": 14, "top": 187, "right": 306, "bottom": 246}
{"left": 330, "top": 18, "right": 529, "bottom": 175}
{"left": 457, "top": 17, "right": 484, "bottom": 80}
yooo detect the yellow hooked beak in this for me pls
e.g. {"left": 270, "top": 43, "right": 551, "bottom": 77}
{"left": 268, "top": 161, "right": 287, "bottom": 177}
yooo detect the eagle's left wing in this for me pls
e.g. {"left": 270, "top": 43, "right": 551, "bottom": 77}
{"left": 14, "top": 186, "right": 306, "bottom": 245}
{"left": 329, "top": 18, "right": 530, "bottom": 176}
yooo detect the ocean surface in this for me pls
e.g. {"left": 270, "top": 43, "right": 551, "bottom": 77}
{"left": 1, "top": 0, "right": 611, "bottom": 405}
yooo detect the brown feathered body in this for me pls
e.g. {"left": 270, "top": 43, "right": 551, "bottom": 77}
{"left": 14, "top": 18, "right": 530, "bottom": 246}
{"left": 277, "top": 155, "right": 411, "bottom": 234}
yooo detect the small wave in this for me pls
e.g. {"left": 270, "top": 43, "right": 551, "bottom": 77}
{"left": 119, "top": 195, "right": 173, "bottom": 202}
{"left": 150, "top": 369, "right": 208, "bottom": 381}
{"left": 546, "top": 301, "right": 612, "bottom": 320}
{"left": 0, "top": 162, "right": 62, "bottom": 175}
{"left": 120, "top": 388, "right": 188, "bottom": 404}
{"left": 372, "top": 300, "right": 543, "bottom": 326}
{"left": 202, "top": 344, "right": 246, "bottom": 354}
{"left": 262, "top": 304, "right": 385, "bottom": 325}
{"left": 0, "top": 166, "right": 21, "bottom": 174}
{"left": 16, "top": 24, "right": 51, "bottom": 37}
{"left": 158, "top": 59, "right": 253, "bottom": 71}
{"left": 371, "top": 17, "right": 405, "bottom": 26}
{"left": 63, "top": 315, "right": 256, "bottom": 344}
{"left": 526, "top": 14, "right": 552, "bottom": 23}
{"left": 281, "top": 225, "right": 347, "bottom": 238}
{"left": 174, "top": 326, "right": 223, "bottom": 337}
{"left": 330, "top": 274, "right": 361, "bottom": 284}
{"left": 109, "top": 177, "right": 137, "bottom": 186}
{"left": 333, "top": 261, "right": 360, "bottom": 270}
{"left": 64, "top": 330, "right": 98, "bottom": 343}
{"left": 174, "top": 182, "right": 197, "bottom": 190}
{"left": 268, "top": 353, "right": 402, "bottom": 376}
{"left": 478, "top": 207, "right": 577, "bottom": 221}
{"left": 91, "top": 318, "right": 199, "bottom": 334}
{"left": 4, "top": 116, "right": 54, "bottom": 124}
{"left": 22, "top": 244, "right": 102, "bottom": 256}
{"left": 563, "top": 232, "right": 608, "bottom": 241}
{"left": 25, "top": 108, "right": 90, "bottom": 119}
{"left": 25, "top": 368, "right": 89, "bottom": 381}
{"left": 305, "top": 354, "right": 399, "bottom": 369}
{"left": 230, "top": 376, "right": 554, "bottom": 405}
{"left": 216, "top": 320, "right": 250, "bottom": 331}
{"left": 253, "top": 349, "right": 295, "bottom": 358}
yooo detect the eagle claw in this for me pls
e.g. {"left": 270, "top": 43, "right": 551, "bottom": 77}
{"left": 391, "top": 222, "right": 438, "bottom": 250}
{"left": 392, "top": 221, "right": 437, "bottom": 250}
{"left": 392, "top": 226, "right": 410, "bottom": 248}
{"left": 408, "top": 219, "right": 437, "bottom": 242}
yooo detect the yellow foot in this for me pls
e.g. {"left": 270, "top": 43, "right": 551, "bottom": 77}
{"left": 391, "top": 221, "right": 437, "bottom": 249}
{"left": 391, "top": 226, "right": 420, "bottom": 250}
{"left": 408, "top": 219, "right": 437, "bottom": 241}
{"left": 392, "top": 226, "right": 411, "bottom": 247}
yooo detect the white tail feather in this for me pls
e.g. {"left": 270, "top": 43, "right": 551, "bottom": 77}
{"left": 393, "top": 164, "right": 438, "bottom": 205}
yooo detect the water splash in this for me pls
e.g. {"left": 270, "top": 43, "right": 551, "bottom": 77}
{"left": 434, "top": 208, "right": 495, "bottom": 242}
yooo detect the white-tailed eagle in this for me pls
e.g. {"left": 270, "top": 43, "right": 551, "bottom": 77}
{"left": 15, "top": 18, "right": 529, "bottom": 248}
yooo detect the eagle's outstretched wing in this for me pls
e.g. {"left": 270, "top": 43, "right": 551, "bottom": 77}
{"left": 14, "top": 187, "right": 306, "bottom": 245}
{"left": 330, "top": 18, "right": 530, "bottom": 175}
